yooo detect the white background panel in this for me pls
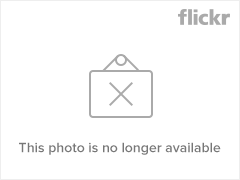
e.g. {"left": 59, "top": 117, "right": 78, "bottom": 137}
{"left": 1, "top": 1, "right": 239, "bottom": 179}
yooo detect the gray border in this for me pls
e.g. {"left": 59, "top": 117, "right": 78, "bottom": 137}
{"left": 89, "top": 70, "right": 153, "bottom": 118}
{"left": 0, "top": 0, "right": 239, "bottom": 180}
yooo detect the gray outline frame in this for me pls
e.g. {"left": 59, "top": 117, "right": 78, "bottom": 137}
{"left": 0, "top": 0, "right": 239, "bottom": 180}
{"left": 89, "top": 70, "right": 153, "bottom": 118}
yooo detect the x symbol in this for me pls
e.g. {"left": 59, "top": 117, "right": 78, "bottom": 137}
{"left": 109, "top": 82, "right": 133, "bottom": 106}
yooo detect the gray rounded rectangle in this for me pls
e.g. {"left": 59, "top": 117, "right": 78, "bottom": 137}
{"left": 89, "top": 70, "right": 153, "bottom": 118}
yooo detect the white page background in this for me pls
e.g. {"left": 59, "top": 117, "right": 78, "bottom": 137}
{"left": 1, "top": 1, "right": 239, "bottom": 179}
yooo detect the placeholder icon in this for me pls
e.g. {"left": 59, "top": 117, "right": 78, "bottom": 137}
{"left": 89, "top": 54, "right": 153, "bottom": 118}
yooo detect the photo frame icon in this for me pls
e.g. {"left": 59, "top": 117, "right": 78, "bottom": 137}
{"left": 89, "top": 54, "right": 153, "bottom": 118}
